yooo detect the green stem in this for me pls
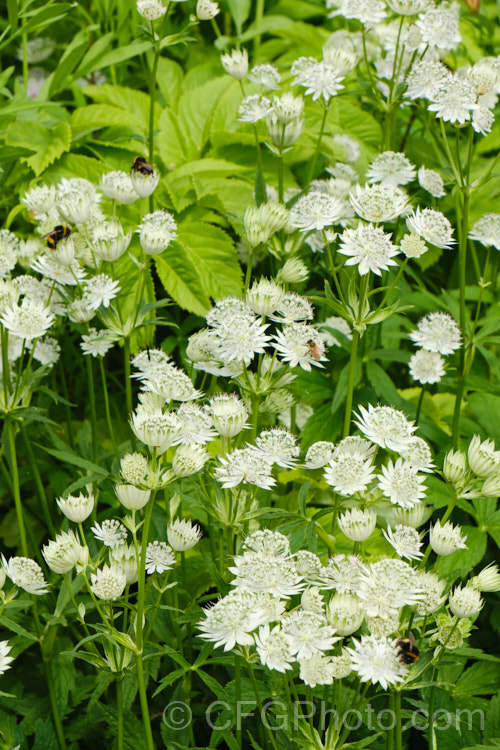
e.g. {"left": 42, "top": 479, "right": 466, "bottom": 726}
{"left": 395, "top": 690, "right": 402, "bottom": 750}
{"left": 244, "top": 248, "right": 254, "bottom": 291}
{"left": 253, "top": 124, "right": 267, "bottom": 203}
{"left": 148, "top": 5, "right": 171, "bottom": 212}
{"left": 253, "top": 0, "right": 265, "bottom": 61}
{"left": 377, "top": 257, "right": 408, "bottom": 310}
{"left": 415, "top": 386, "right": 425, "bottom": 425}
{"left": 21, "top": 424, "right": 55, "bottom": 536}
{"left": 343, "top": 275, "right": 368, "bottom": 437}
{"left": 99, "top": 357, "right": 117, "bottom": 448}
{"left": 86, "top": 356, "right": 97, "bottom": 463}
{"left": 124, "top": 337, "right": 134, "bottom": 418}
{"left": 247, "top": 663, "right": 279, "bottom": 750}
{"left": 235, "top": 654, "right": 242, "bottom": 750}
{"left": 305, "top": 105, "right": 328, "bottom": 192}
{"left": 451, "top": 126, "right": 474, "bottom": 448}
{"left": 32, "top": 603, "right": 67, "bottom": 750}
{"left": 117, "top": 677, "right": 124, "bottom": 750}
{"left": 5, "top": 417, "right": 28, "bottom": 556}
{"left": 387, "top": 693, "right": 395, "bottom": 750}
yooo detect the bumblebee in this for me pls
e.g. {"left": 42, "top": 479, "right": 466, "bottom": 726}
{"left": 395, "top": 635, "right": 420, "bottom": 665}
{"left": 306, "top": 339, "right": 322, "bottom": 361}
{"left": 43, "top": 225, "right": 71, "bottom": 250}
{"left": 131, "top": 156, "right": 154, "bottom": 176}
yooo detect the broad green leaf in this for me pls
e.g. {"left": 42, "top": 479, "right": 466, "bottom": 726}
{"left": 72, "top": 103, "right": 145, "bottom": 138}
{"left": 36, "top": 445, "right": 108, "bottom": 477}
{"left": 86, "top": 40, "right": 153, "bottom": 75}
{"left": 455, "top": 662, "right": 500, "bottom": 696}
{"left": 21, "top": 3, "right": 74, "bottom": 36}
{"left": 437, "top": 526, "right": 487, "bottom": 579}
{"left": 176, "top": 222, "right": 242, "bottom": 300}
{"left": 177, "top": 76, "right": 230, "bottom": 157}
{"left": 83, "top": 84, "right": 151, "bottom": 133}
{"left": 468, "top": 392, "right": 500, "bottom": 444}
{"left": 157, "top": 57, "right": 184, "bottom": 109}
{"left": 365, "top": 361, "right": 404, "bottom": 406}
{"left": 226, "top": 0, "right": 251, "bottom": 33}
{"left": 5, "top": 120, "right": 71, "bottom": 176}
{"left": 155, "top": 244, "right": 210, "bottom": 316}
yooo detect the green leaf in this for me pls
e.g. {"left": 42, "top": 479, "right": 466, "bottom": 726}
{"left": 437, "top": 526, "right": 487, "bottom": 579}
{"left": 0, "top": 615, "right": 37, "bottom": 642}
{"left": 157, "top": 57, "right": 184, "bottom": 109}
{"left": 83, "top": 84, "right": 150, "bottom": 133}
{"left": 4, "top": 120, "right": 71, "bottom": 176}
{"left": 21, "top": 3, "right": 74, "bottom": 36}
{"left": 155, "top": 245, "right": 209, "bottom": 316}
{"left": 7, "top": 0, "right": 18, "bottom": 32}
{"left": 72, "top": 103, "right": 145, "bottom": 138}
{"left": 36, "top": 445, "right": 108, "bottom": 477}
{"left": 226, "top": 0, "right": 251, "bottom": 33}
{"left": 455, "top": 662, "right": 500, "bottom": 696}
{"left": 365, "top": 361, "right": 403, "bottom": 406}
{"left": 468, "top": 393, "right": 500, "bottom": 444}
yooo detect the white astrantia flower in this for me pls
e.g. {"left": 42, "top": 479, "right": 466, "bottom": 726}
{"left": 296, "top": 553, "right": 322, "bottom": 583}
{"left": 252, "top": 427, "right": 300, "bottom": 468}
{"left": 115, "top": 484, "right": 151, "bottom": 511}
{"left": 428, "top": 76, "right": 478, "bottom": 125}
{"left": 319, "top": 554, "right": 366, "bottom": 594}
{"left": 415, "top": 5, "right": 461, "bottom": 50}
{"left": 0, "top": 298, "right": 55, "bottom": 340}
{"left": 333, "top": 435, "right": 376, "bottom": 462}
{"left": 394, "top": 503, "right": 429, "bottom": 530}
{"left": 282, "top": 609, "right": 339, "bottom": 660}
{"left": 238, "top": 94, "right": 272, "bottom": 123}
{"left": 413, "top": 571, "right": 447, "bottom": 615}
{"left": 92, "top": 220, "right": 132, "bottom": 262}
{"left": 289, "top": 191, "right": 346, "bottom": 232}
{"left": 378, "top": 458, "right": 427, "bottom": 509}
{"left": 469, "top": 213, "right": 500, "bottom": 250}
{"left": 443, "top": 448, "right": 468, "bottom": 487}
{"left": 244, "top": 203, "right": 289, "bottom": 248}
{"left": 230, "top": 552, "right": 304, "bottom": 598}
{"left": 269, "top": 91, "right": 304, "bottom": 125}
{"left": 210, "top": 316, "right": 271, "bottom": 367}
{"left": 67, "top": 299, "right": 95, "bottom": 323}
{"left": 338, "top": 508, "right": 377, "bottom": 541}
{"left": 304, "top": 441, "right": 336, "bottom": 469}
{"left": 405, "top": 60, "right": 452, "bottom": 100}
{"left": 172, "top": 443, "right": 209, "bottom": 477}
{"left": 467, "top": 434, "right": 500, "bottom": 478}
{"left": 449, "top": 586, "right": 483, "bottom": 619}
{"left": 130, "top": 406, "right": 183, "bottom": 453}
{"left": 91, "top": 519, "right": 127, "bottom": 549}
{"left": 167, "top": 518, "right": 202, "bottom": 551}
{"left": 472, "top": 106, "right": 495, "bottom": 136}
{"left": 2, "top": 555, "right": 49, "bottom": 595}
{"left": 327, "top": 593, "right": 365, "bottom": 635}
{"left": 417, "top": 167, "right": 445, "bottom": 198}
{"left": 291, "top": 57, "right": 345, "bottom": 103}
{"left": 299, "top": 653, "right": 335, "bottom": 687}
{"left": 366, "top": 151, "right": 416, "bottom": 187}
{"left": 399, "top": 437, "right": 434, "bottom": 473}
{"left": 338, "top": 224, "right": 399, "bottom": 276}
{"left": 198, "top": 589, "right": 275, "bottom": 651}
{"left": 245, "top": 278, "right": 285, "bottom": 316}
{"left": 333, "top": 133, "right": 360, "bottom": 163}
{"left": 99, "top": 171, "right": 138, "bottom": 204}
{"left": 80, "top": 328, "right": 117, "bottom": 358}
{"left": 91, "top": 564, "right": 127, "bottom": 601}
{"left": 255, "top": 624, "right": 295, "bottom": 672}
{"left": 215, "top": 448, "right": 276, "bottom": 490}
{"left": 383, "top": 524, "right": 423, "bottom": 560}
{"left": 176, "top": 403, "right": 217, "bottom": 444}
{"left": 131, "top": 164, "right": 160, "bottom": 199}
{"left": 409, "top": 311, "right": 461, "bottom": 354}
{"left": 347, "top": 635, "right": 407, "bottom": 689}
{"left": 22, "top": 184, "right": 57, "bottom": 218}
{"left": 331, "top": 649, "right": 352, "bottom": 679}
{"left": 32, "top": 253, "right": 86, "bottom": 286}
{"left": 400, "top": 233, "right": 428, "bottom": 259}
{"left": 138, "top": 210, "right": 177, "bottom": 255}
{"left": 272, "top": 322, "right": 327, "bottom": 370}
{"left": 0, "top": 231, "right": 19, "bottom": 278}
{"left": 145, "top": 541, "right": 176, "bottom": 574}
{"left": 430, "top": 520, "right": 467, "bottom": 556}
{"left": 331, "top": 0, "right": 387, "bottom": 25}
{"left": 42, "top": 529, "right": 87, "bottom": 574}
{"left": 276, "top": 257, "right": 309, "bottom": 284}
{"left": 324, "top": 455, "right": 376, "bottom": 496}
{"left": 137, "top": 363, "right": 202, "bottom": 403}
{"left": 208, "top": 393, "right": 248, "bottom": 437}
{"left": 470, "top": 564, "right": 500, "bottom": 593}
{"left": 30, "top": 335, "right": 61, "bottom": 366}
{"left": 136, "top": 0, "right": 167, "bottom": 20}
{"left": 349, "top": 183, "right": 410, "bottom": 223}
{"left": 196, "top": 0, "right": 219, "bottom": 20}
{"left": 243, "top": 529, "right": 291, "bottom": 557}
{"left": 0, "top": 641, "right": 14, "bottom": 676}
{"left": 357, "top": 558, "right": 423, "bottom": 618}
{"left": 110, "top": 544, "right": 138, "bottom": 586}
{"left": 386, "top": 0, "right": 431, "bottom": 14}
{"left": 121, "top": 452, "right": 149, "bottom": 485}
{"left": 479, "top": 474, "right": 500, "bottom": 498}
{"left": 409, "top": 349, "right": 446, "bottom": 385}
{"left": 57, "top": 190, "right": 94, "bottom": 225}
{"left": 248, "top": 63, "right": 281, "bottom": 90}
{"left": 83, "top": 274, "right": 120, "bottom": 309}
{"left": 268, "top": 292, "right": 314, "bottom": 324}
{"left": 221, "top": 49, "right": 248, "bottom": 79}
{"left": 57, "top": 491, "right": 94, "bottom": 522}
{"left": 355, "top": 404, "right": 416, "bottom": 452}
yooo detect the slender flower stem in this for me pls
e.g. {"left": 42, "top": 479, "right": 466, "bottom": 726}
{"left": 247, "top": 663, "right": 279, "bottom": 750}
{"left": 20, "top": 424, "right": 55, "bottom": 535}
{"left": 86, "top": 356, "right": 98, "bottom": 463}
{"left": 377, "top": 257, "right": 408, "bottom": 311}
{"left": 5, "top": 417, "right": 28, "bottom": 556}
{"left": 343, "top": 274, "right": 368, "bottom": 437}
{"left": 99, "top": 357, "right": 117, "bottom": 448}
{"left": 253, "top": 0, "right": 265, "bottom": 61}
{"left": 415, "top": 386, "right": 426, "bottom": 425}
{"left": 235, "top": 654, "right": 242, "bottom": 749}
{"left": 395, "top": 690, "right": 402, "bottom": 750}
{"left": 305, "top": 105, "right": 328, "bottom": 192}
{"left": 116, "top": 677, "right": 124, "bottom": 750}
{"left": 253, "top": 124, "right": 267, "bottom": 203}
{"left": 451, "top": 126, "right": 474, "bottom": 448}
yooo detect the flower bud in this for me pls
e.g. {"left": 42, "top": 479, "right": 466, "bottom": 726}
{"left": 138, "top": 210, "right": 177, "bottom": 255}
{"left": 172, "top": 444, "right": 209, "bottom": 477}
{"left": 276, "top": 257, "right": 309, "bottom": 284}
{"left": 196, "top": 0, "right": 219, "bottom": 19}
{"left": 57, "top": 491, "right": 94, "bottom": 522}
{"left": 449, "top": 585, "right": 483, "bottom": 619}
{"left": 220, "top": 49, "right": 248, "bottom": 79}
{"left": 468, "top": 434, "right": 500, "bottom": 478}
{"left": 470, "top": 563, "right": 500, "bottom": 592}
{"left": 429, "top": 520, "right": 467, "bottom": 556}
{"left": 327, "top": 593, "right": 364, "bottom": 636}
{"left": 167, "top": 518, "right": 202, "bottom": 551}
{"left": 115, "top": 484, "right": 151, "bottom": 511}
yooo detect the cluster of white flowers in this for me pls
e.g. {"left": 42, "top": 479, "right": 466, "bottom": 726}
{"left": 408, "top": 311, "right": 461, "bottom": 385}
{"left": 443, "top": 434, "right": 500, "bottom": 500}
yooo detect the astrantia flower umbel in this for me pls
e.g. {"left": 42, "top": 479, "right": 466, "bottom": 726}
{"left": 220, "top": 48, "right": 248, "bottom": 79}
{"left": 349, "top": 183, "right": 410, "bottom": 223}
{"left": 407, "top": 207, "right": 454, "bottom": 249}
{"left": 272, "top": 322, "right": 327, "bottom": 370}
{"left": 430, "top": 520, "right": 467, "bottom": 556}
{"left": 238, "top": 94, "right": 272, "bottom": 123}
{"left": 167, "top": 518, "right": 202, "bottom": 551}
{"left": 405, "top": 60, "right": 451, "bottom": 101}
{"left": 469, "top": 213, "right": 500, "bottom": 250}
{"left": 230, "top": 552, "right": 304, "bottom": 598}
{"left": 0, "top": 641, "right": 14, "bottom": 676}
{"left": 428, "top": 76, "right": 478, "bottom": 125}
{"left": 291, "top": 57, "right": 345, "bottom": 103}
{"left": 138, "top": 210, "right": 177, "bottom": 255}
{"left": 91, "top": 519, "right": 127, "bottom": 549}
{"left": 2, "top": 555, "right": 49, "bottom": 595}
{"left": 282, "top": 609, "right": 339, "bottom": 660}
{"left": 99, "top": 171, "right": 138, "bottom": 204}
{"left": 215, "top": 448, "right": 275, "bottom": 490}
{"left": 410, "top": 312, "right": 461, "bottom": 355}
{"left": 409, "top": 349, "right": 445, "bottom": 384}
{"left": 91, "top": 564, "right": 126, "bottom": 601}
{"left": 338, "top": 224, "right": 399, "bottom": 276}
{"left": 57, "top": 491, "right": 94, "bottom": 522}
{"left": 417, "top": 167, "right": 445, "bottom": 198}
{"left": 0, "top": 298, "right": 55, "bottom": 340}
{"left": 383, "top": 525, "right": 423, "bottom": 560}
{"left": 331, "top": 0, "right": 387, "bottom": 25}
{"left": 366, "top": 151, "right": 416, "bottom": 187}
{"left": 289, "top": 191, "right": 346, "bottom": 232}
{"left": 324, "top": 456, "right": 376, "bottom": 496}
{"left": 198, "top": 589, "right": 279, "bottom": 651}
{"left": 355, "top": 404, "right": 416, "bottom": 452}
{"left": 338, "top": 508, "right": 377, "bottom": 541}
{"left": 415, "top": 5, "right": 461, "bottom": 50}
{"left": 357, "top": 559, "right": 422, "bottom": 618}
{"left": 248, "top": 63, "right": 281, "bottom": 90}
{"left": 378, "top": 458, "right": 427, "bottom": 509}
{"left": 255, "top": 624, "right": 295, "bottom": 672}
{"left": 145, "top": 541, "right": 176, "bottom": 574}
{"left": 347, "top": 634, "right": 408, "bottom": 689}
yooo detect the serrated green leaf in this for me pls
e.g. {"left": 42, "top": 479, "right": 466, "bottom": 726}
{"left": 72, "top": 103, "right": 145, "bottom": 138}
{"left": 5, "top": 120, "right": 71, "bottom": 176}
{"left": 36, "top": 445, "right": 108, "bottom": 477}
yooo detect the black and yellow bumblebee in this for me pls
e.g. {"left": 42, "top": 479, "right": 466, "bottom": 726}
{"left": 131, "top": 156, "right": 154, "bottom": 176}
{"left": 43, "top": 225, "right": 71, "bottom": 250}
{"left": 395, "top": 634, "right": 420, "bottom": 665}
